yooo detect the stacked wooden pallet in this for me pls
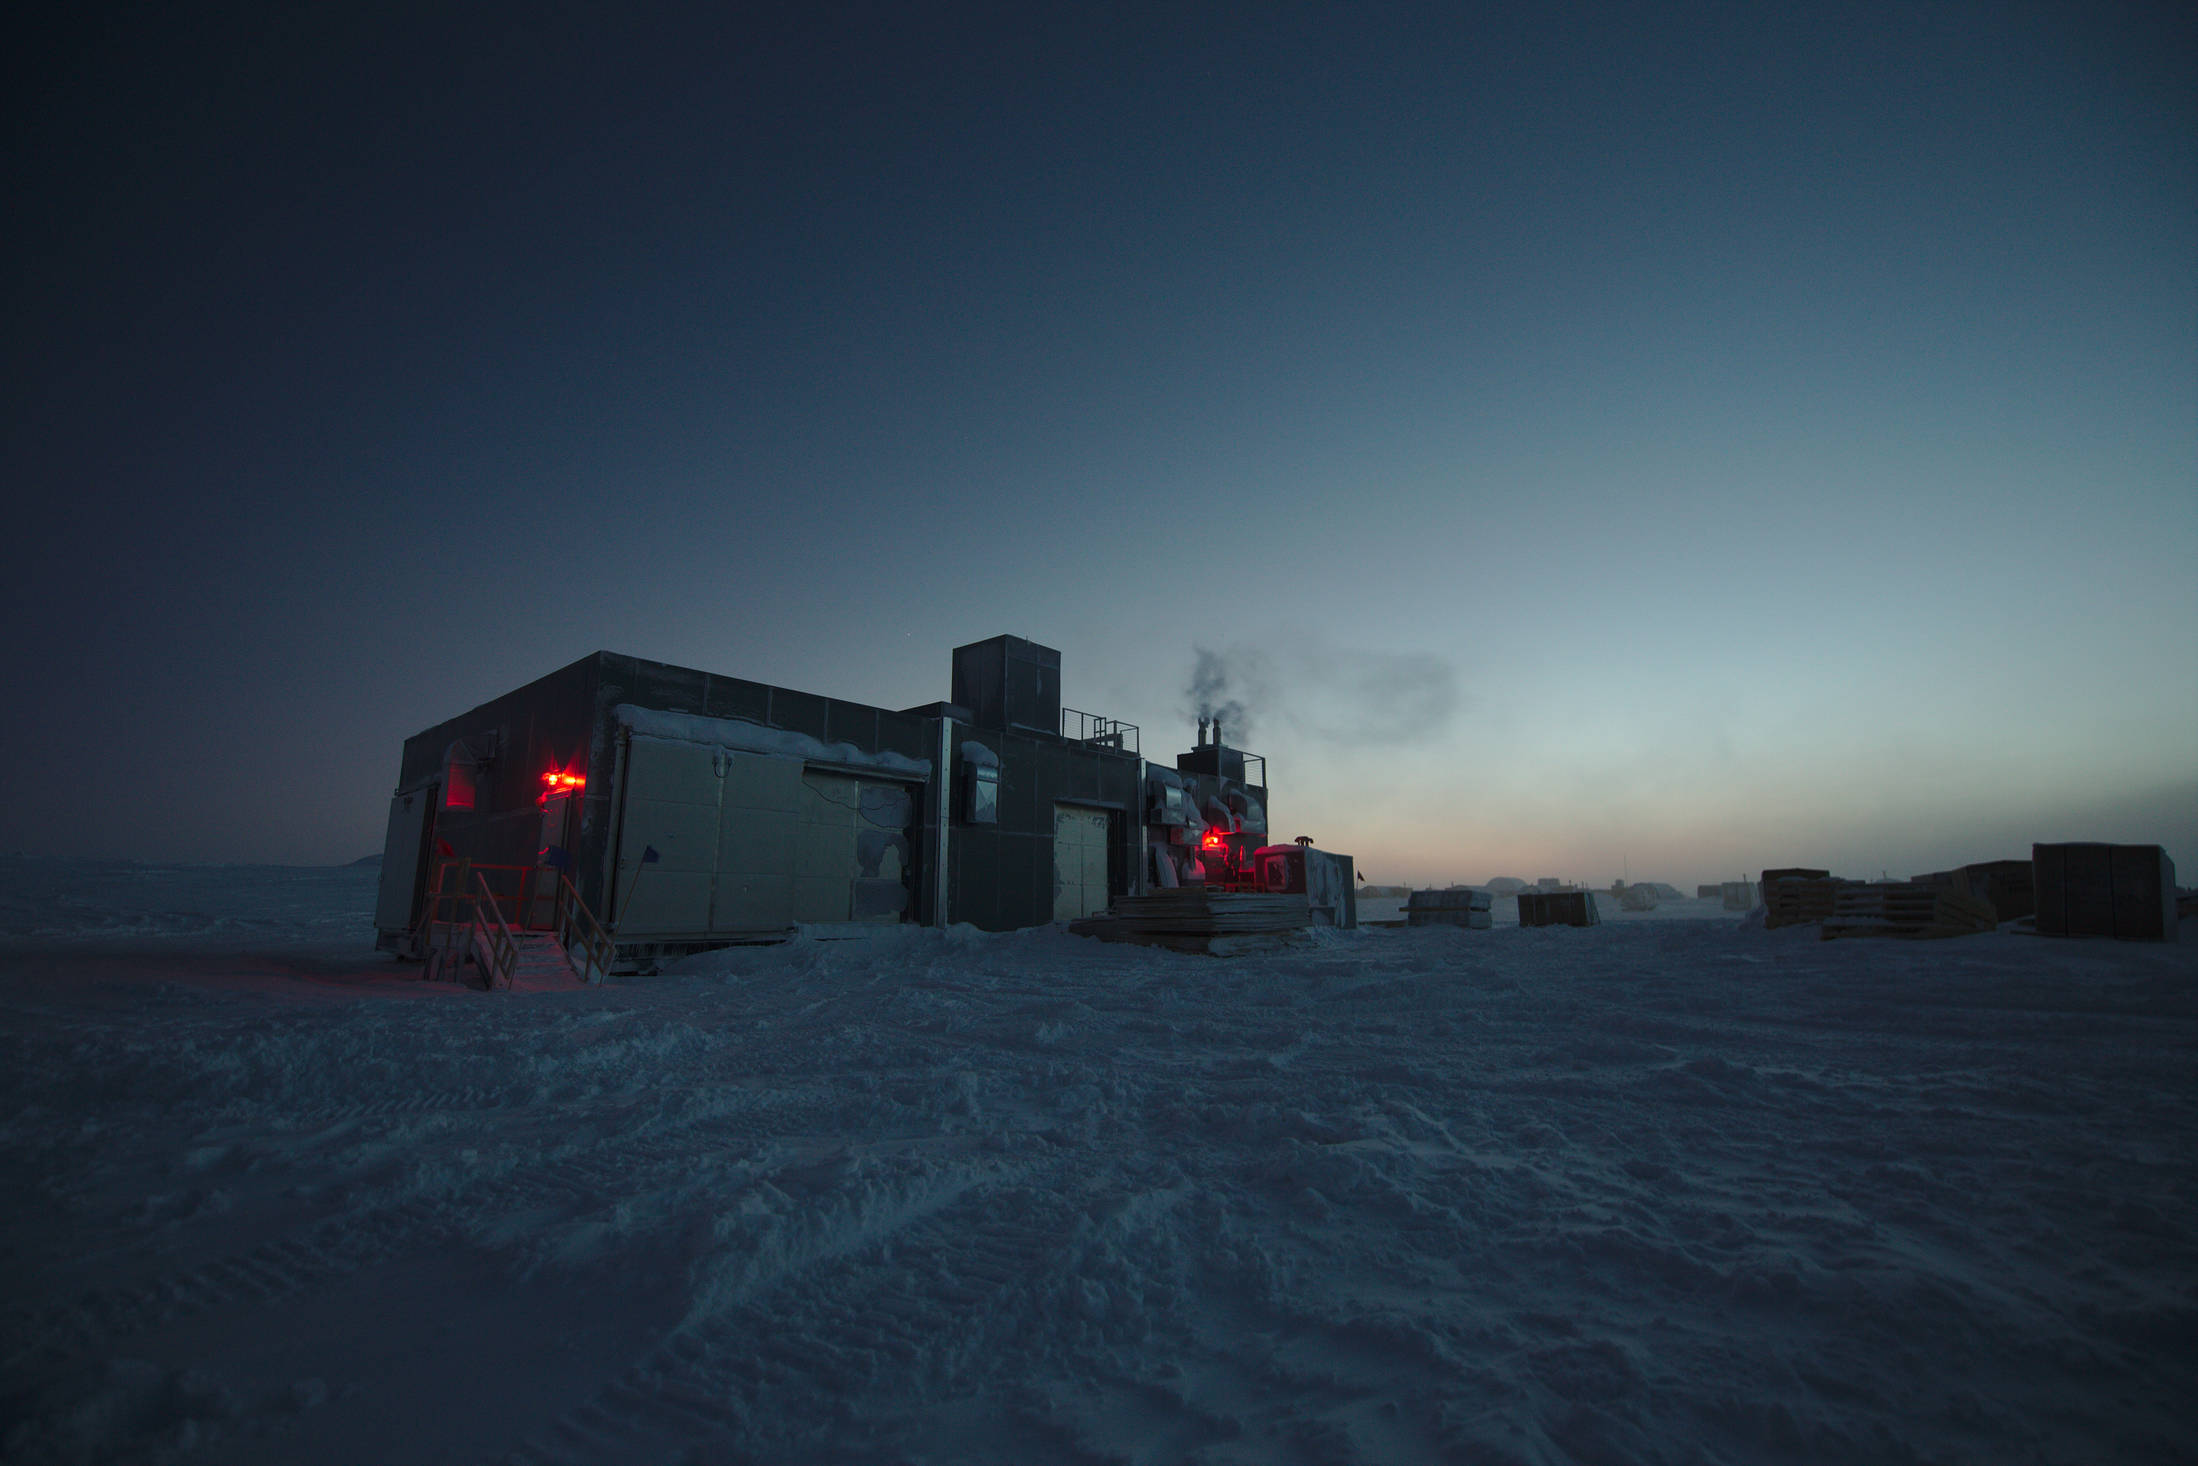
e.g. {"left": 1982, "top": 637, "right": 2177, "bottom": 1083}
{"left": 1910, "top": 860, "right": 2036, "bottom": 923}
{"left": 1762, "top": 869, "right": 1844, "bottom": 929}
{"left": 1956, "top": 860, "right": 2035, "bottom": 923}
{"left": 1822, "top": 881, "right": 1998, "bottom": 941}
{"left": 1069, "top": 890, "right": 1313, "bottom": 955}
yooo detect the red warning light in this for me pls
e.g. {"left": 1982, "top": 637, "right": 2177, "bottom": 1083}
{"left": 538, "top": 769, "right": 587, "bottom": 805}
{"left": 1200, "top": 828, "right": 1225, "bottom": 851}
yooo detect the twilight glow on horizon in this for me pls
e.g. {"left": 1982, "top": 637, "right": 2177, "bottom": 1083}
{"left": 4, "top": 2, "right": 2191, "bottom": 887}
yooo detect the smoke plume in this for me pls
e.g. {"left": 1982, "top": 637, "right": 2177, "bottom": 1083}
{"left": 1188, "top": 645, "right": 1272, "bottom": 745}
{"left": 1185, "top": 640, "right": 1458, "bottom": 748}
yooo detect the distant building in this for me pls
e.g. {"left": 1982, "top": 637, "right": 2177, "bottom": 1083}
{"left": 374, "top": 637, "right": 1154, "bottom": 965}
{"left": 373, "top": 636, "right": 1297, "bottom": 970}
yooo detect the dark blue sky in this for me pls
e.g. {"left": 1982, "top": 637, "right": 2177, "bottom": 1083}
{"left": 6, "top": 2, "right": 2192, "bottom": 882}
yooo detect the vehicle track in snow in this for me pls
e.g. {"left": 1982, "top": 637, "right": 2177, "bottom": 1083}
{"left": 506, "top": 1152, "right": 1091, "bottom": 1466}
{"left": 7, "top": 892, "right": 2196, "bottom": 1466}
{"left": 1, "top": 1082, "right": 855, "bottom": 1378}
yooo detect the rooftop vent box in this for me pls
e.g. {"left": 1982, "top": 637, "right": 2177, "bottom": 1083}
{"left": 964, "top": 760, "right": 999, "bottom": 824}
{"left": 1177, "top": 742, "right": 1247, "bottom": 783}
{"left": 952, "top": 636, "right": 1061, "bottom": 735}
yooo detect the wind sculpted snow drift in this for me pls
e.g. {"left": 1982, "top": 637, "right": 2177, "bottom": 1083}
{"left": 1, "top": 860, "right": 2193, "bottom": 1464}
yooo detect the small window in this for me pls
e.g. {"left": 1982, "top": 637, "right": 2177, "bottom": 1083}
{"left": 444, "top": 750, "right": 477, "bottom": 810}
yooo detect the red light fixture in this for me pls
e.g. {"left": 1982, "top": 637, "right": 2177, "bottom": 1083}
{"left": 538, "top": 769, "right": 586, "bottom": 805}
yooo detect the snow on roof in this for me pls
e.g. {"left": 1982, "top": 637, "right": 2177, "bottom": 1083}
{"left": 615, "top": 705, "right": 932, "bottom": 778}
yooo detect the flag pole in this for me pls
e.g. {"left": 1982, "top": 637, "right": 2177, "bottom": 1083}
{"left": 616, "top": 844, "right": 661, "bottom": 926}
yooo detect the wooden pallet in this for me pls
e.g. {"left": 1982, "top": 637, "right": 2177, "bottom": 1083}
{"left": 1068, "top": 889, "right": 1314, "bottom": 954}
{"left": 1822, "top": 882, "right": 1998, "bottom": 941}
{"left": 1910, "top": 860, "right": 2036, "bottom": 923}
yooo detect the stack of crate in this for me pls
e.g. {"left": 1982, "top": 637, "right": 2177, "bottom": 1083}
{"left": 1406, "top": 888, "right": 1493, "bottom": 929}
{"left": 1822, "top": 881, "right": 1999, "bottom": 940}
{"left": 2033, "top": 844, "right": 2178, "bottom": 942}
{"left": 1518, "top": 890, "right": 1599, "bottom": 927}
{"left": 1909, "top": 860, "right": 2035, "bottom": 923}
{"left": 1761, "top": 869, "right": 1845, "bottom": 929}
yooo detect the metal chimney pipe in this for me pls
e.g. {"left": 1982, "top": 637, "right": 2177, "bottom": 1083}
{"left": 1196, "top": 716, "right": 1208, "bottom": 746}
{"left": 1212, "top": 717, "right": 1224, "bottom": 749}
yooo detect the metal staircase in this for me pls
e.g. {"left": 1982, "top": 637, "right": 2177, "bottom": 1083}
{"left": 499, "top": 929, "right": 586, "bottom": 990}
{"left": 416, "top": 861, "right": 617, "bottom": 990}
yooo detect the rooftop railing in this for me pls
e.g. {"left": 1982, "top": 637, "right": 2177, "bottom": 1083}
{"left": 1061, "top": 707, "right": 1138, "bottom": 755}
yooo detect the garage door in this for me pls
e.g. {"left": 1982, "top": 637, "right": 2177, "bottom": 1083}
{"left": 711, "top": 752, "right": 804, "bottom": 933}
{"left": 791, "top": 771, "right": 914, "bottom": 924}
{"left": 612, "top": 738, "right": 722, "bottom": 935}
{"left": 1053, "top": 805, "right": 1111, "bottom": 922}
{"left": 614, "top": 738, "right": 918, "bottom": 936}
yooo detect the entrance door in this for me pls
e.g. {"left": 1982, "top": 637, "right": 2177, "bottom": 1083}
{"left": 1053, "top": 805, "right": 1111, "bottom": 921}
{"left": 527, "top": 791, "right": 575, "bottom": 928}
{"left": 375, "top": 788, "right": 437, "bottom": 936}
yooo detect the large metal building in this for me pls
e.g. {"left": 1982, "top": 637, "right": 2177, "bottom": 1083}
{"left": 373, "top": 636, "right": 1280, "bottom": 969}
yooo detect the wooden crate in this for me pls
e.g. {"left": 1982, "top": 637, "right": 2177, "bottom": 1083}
{"left": 1518, "top": 891, "right": 1599, "bottom": 927}
{"left": 1407, "top": 888, "right": 1493, "bottom": 928}
{"left": 2034, "top": 843, "right": 2177, "bottom": 942}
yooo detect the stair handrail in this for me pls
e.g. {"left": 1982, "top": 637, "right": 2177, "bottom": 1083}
{"left": 415, "top": 857, "right": 475, "bottom": 979}
{"left": 547, "top": 870, "right": 615, "bottom": 984}
{"left": 470, "top": 867, "right": 523, "bottom": 990}
{"left": 413, "top": 857, "right": 457, "bottom": 963}
{"left": 553, "top": 875, "right": 616, "bottom": 985}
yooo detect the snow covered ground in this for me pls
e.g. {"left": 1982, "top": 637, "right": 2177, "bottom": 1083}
{"left": 3, "top": 859, "right": 2194, "bottom": 1465}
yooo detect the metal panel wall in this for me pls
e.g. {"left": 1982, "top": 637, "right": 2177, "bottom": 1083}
{"left": 947, "top": 722, "right": 1138, "bottom": 930}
